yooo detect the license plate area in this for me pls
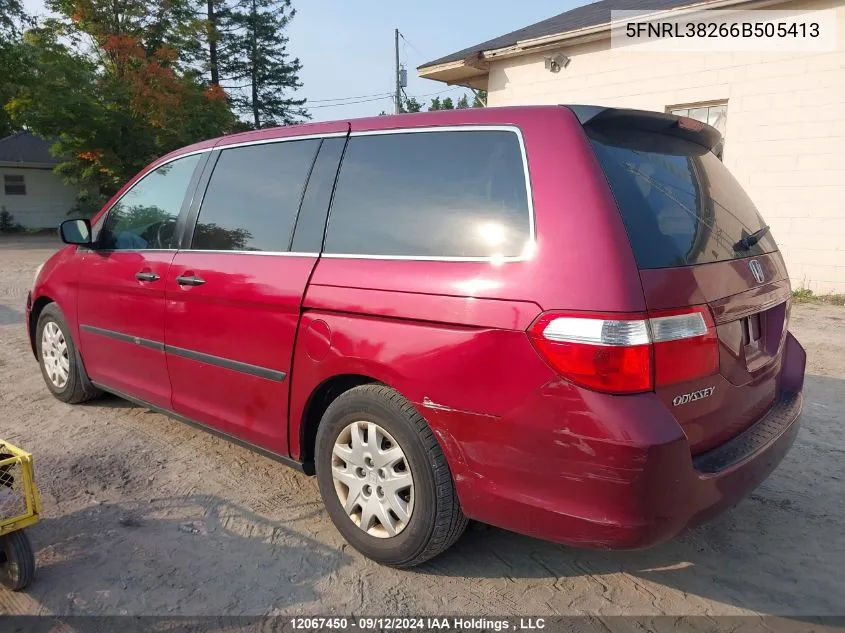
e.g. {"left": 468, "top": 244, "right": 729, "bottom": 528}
{"left": 743, "top": 309, "right": 779, "bottom": 372}
{"left": 741, "top": 313, "right": 763, "bottom": 346}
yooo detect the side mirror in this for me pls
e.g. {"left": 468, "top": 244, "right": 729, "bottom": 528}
{"left": 60, "top": 219, "right": 92, "bottom": 246}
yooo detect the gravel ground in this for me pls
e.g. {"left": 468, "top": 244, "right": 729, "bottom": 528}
{"left": 0, "top": 236, "right": 843, "bottom": 619}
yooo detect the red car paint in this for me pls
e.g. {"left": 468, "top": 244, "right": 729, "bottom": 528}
{"left": 27, "top": 105, "right": 805, "bottom": 550}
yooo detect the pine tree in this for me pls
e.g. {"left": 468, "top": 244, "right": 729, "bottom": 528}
{"left": 429, "top": 96, "right": 456, "bottom": 111}
{"left": 220, "top": 0, "right": 307, "bottom": 128}
{"left": 205, "top": 0, "right": 221, "bottom": 86}
{"left": 401, "top": 96, "right": 422, "bottom": 113}
{"left": 456, "top": 94, "right": 469, "bottom": 109}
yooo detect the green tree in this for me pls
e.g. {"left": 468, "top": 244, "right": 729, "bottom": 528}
{"left": 429, "top": 95, "right": 456, "bottom": 111}
{"left": 428, "top": 91, "right": 484, "bottom": 112}
{"left": 202, "top": 0, "right": 222, "bottom": 85}
{"left": 0, "top": 0, "right": 33, "bottom": 136}
{"left": 7, "top": 1, "right": 235, "bottom": 205}
{"left": 220, "top": 0, "right": 307, "bottom": 128}
{"left": 401, "top": 95, "right": 422, "bottom": 113}
{"left": 48, "top": 0, "right": 204, "bottom": 72}
{"left": 0, "top": 0, "right": 27, "bottom": 36}
{"left": 191, "top": 0, "right": 234, "bottom": 87}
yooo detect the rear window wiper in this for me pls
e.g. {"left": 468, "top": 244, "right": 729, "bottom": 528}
{"left": 733, "top": 225, "right": 770, "bottom": 251}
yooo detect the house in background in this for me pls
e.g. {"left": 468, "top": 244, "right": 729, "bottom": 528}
{"left": 419, "top": 0, "right": 845, "bottom": 293}
{"left": 0, "top": 132, "right": 80, "bottom": 230}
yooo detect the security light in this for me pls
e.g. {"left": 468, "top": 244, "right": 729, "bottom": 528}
{"left": 544, "top": 53, "right": 571, "bottom": 73}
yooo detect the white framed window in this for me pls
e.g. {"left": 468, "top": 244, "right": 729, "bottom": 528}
{"left": 669, "top": 101, "right": 727, "bottom": 134}
{"left": 668, "top": 101, "right": 727, "bottom": 159}
{"left": 3, "top": 174, "right": 26, "bottom": 195}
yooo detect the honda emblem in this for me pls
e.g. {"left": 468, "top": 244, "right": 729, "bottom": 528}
{"left": 749, "top": 260, "right": 765, "bottom": 283}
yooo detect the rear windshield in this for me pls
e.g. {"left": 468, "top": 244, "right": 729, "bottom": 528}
{"left": 588, "top": 128, "right": 777, "bottom": 269}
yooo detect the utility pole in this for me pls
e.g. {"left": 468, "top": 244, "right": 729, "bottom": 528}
{"left": 394, "top": 28, "right": 401, "bottom": 114}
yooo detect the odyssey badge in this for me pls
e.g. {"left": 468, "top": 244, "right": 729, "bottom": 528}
{"left": 673, "top": 386, "right": 715, "bottom": 407}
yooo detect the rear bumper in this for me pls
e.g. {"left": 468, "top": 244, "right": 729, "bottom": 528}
{"left": 429, "top": 334, "right": 805, "bottom": 549}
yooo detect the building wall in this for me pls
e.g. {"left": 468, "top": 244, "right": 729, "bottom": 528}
{"left": 0, "top": 166, "right": 80, "bottom": 230}
{"left": 486, "top": 0, "right": 845, "bottom": 292}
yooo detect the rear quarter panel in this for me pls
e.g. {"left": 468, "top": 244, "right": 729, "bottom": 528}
{"left": 288, "top": 287, "right": 550, "bottom": 461}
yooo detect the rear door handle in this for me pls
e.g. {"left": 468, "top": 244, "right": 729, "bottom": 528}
{"left": 176, "top": 275, "right": 206, "bottom": 287}
{"left": 135, "top": 271, "right": 160, "bottom": 282}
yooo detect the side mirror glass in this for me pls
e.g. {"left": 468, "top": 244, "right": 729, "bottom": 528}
{"left": 60, "top": 219, "right": 92, "bottom": 246}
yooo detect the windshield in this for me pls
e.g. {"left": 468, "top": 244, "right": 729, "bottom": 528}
{"left": 588, "top": 127, "right": 778, "bottom": 269}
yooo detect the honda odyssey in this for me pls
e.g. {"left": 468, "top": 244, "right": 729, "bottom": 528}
{"left": 27, "top": 106, "right": 805, "bottom": 566}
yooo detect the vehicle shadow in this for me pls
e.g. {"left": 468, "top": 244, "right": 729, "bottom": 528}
{"left": 37, "top": 374, "right": 843, "bottom": 621}
{"left": 81, "top": 393, "right": 147, "bottom": 410}
{"left": 419, "top": 373, "right": 845, "bottom": 619}
{"left": 20, "top": 493, "right": 350, "bottom": 618}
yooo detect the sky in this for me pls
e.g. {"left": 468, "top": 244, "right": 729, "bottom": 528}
{"left": 21, "top": 0, "right": 587, "bottom": 122}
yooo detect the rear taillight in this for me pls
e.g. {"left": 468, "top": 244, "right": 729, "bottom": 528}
{"left": 528, "top": 307, "right": 718, "bottom": 394}
{"left": 649, "top": 307, "right": 718, "bottom": 387}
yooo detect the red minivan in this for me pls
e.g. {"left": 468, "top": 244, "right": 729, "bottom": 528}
{"left": 27, "top": 106, "right": 805, "bottom": 567}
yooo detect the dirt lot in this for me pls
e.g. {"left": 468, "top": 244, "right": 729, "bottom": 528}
{"left": 0, "top": 236, "right": 843, "bottom": 618}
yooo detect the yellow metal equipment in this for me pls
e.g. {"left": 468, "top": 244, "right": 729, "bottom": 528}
{"left": 0, "top": 440, "right": 40, "bottom": 590}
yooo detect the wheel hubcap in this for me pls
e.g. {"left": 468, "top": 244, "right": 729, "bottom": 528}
{"left": 331, "top": 420, "right": 414, "bottom": 538}
{"left": 41, "top": 321, "right": 69, "bottom": 389}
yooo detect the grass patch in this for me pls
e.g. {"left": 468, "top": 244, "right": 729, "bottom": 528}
{"left": 792, "top": 288, "right": 845, "bottom": 306}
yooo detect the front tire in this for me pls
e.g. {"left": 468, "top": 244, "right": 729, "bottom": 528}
{"left": 315, "top": 385, "right": 467, "bottom": 567}
{"left": 36, "top": 303, "right": 101, "bottom": 404}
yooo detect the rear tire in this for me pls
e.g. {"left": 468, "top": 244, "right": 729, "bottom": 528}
{"left": 36, "top": 303, "right": 101, "bottom": 404}
{"left": 315, "top": 384, "right": 467, "bottom": 567}
{"left": 0, "top": 530, "right": 35, "bottom": 591}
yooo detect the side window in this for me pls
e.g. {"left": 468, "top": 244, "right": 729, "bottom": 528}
{"left": 291, "top": 137, "right": 346, "bottom": 253}
{"left": 99, "top": 154, "right": 201, "bottom": 250}
{"left": 324, "top": 130, "right": 531, "bottom": 258}
{"left": 191, "top": 139, "right": 319, "bottom": 252}
{"left": 4, "top": 174, "right": 26, "bottom": 195}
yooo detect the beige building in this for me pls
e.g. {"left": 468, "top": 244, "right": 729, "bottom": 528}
{"left": 420, "top": 0, "right": 845, "bottom": 293}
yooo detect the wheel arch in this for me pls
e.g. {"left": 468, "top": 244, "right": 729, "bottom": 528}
{"left": 28, "top": 295, "right": 54, "bottom": 357}
{"left": 297, "top": 373, "right": 381, "bottom": 468}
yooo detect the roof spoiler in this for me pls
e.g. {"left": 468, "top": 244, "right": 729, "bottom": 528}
{"left": 565, "top": 105, "right": 723, "bottom": 154}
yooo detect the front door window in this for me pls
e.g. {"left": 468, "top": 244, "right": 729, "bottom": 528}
{"left": 99, "top": 154, "right": 201, "bottom": 250}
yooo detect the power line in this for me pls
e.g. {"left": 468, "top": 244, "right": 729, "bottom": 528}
{"left": 305, "top": 86, "right": 461, "bottom": 110}
{"left": 309, "top": 91, "right": 394, "bottom": 104}
{"left": 307, "top": 94, "right": 395, "bottom": 109}
{"left": 213, "top": 84, "right": 458, "bottom": 110}
{"left": 413, "top": 86, "right": 463, "bottom": 100}
{"left": 220, "top": 85, "right": 394, "bottom": 104}
{"left": 398, "top": 32, "right": 426, "bottom": 61}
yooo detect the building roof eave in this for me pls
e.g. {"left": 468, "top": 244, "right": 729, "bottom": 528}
{"left": 418, "top": 0, "right": 787, "bottom": 83}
